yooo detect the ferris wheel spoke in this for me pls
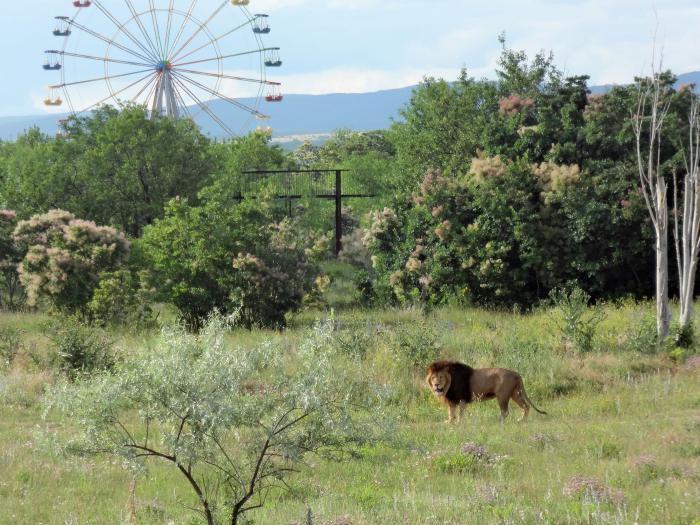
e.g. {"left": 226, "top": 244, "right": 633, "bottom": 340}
{"left": 169, "top": 0, "right": 229, "bottom": 63}
{"left": 74, "top": 71, "right": 157, "bottom": 116}
{"left": 173, "top": 71, "right": 267, "bottom": 118}
{"left": 171, "top": 74, "right": 235, "bottom": 135}
{"left": 50, "top": 68, "right": 155, "bottom": 89}
{"left": 91, "top": 0, "right": 160, "bottom": 63}
{"left": 123, "top": 0, "right": 164, "bottom": 62}
{"left": 174, "top": 48, "right": 273, "bottom": 68}
{"left": 58, "top": 51, "right": 150, "bottom": 68}
{"left": 166, "top": 0, "right": 199, "bottom": 59}
{"left": 177, "top": 68, "right": 278, "bottom": 85}
{"left": 69, "top": 20, "right": 154, "bottom": 64}
{"left": 164, "top": 0, "right": 176, "bottom": 55}
{"left": 131, "top": 72, "right": 160, "bottom": 103}
{"left": 148, "top": 0, "right": 166, "bottom": 58}
{"left": 171, "top": 20, "right": 253, "bottom": 64}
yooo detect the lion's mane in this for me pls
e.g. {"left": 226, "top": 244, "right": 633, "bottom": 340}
{"left": 426, "top": 360, "right": 474, "bottom": 404}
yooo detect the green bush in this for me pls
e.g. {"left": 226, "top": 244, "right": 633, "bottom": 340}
{"left": 47, "top": 318, "right": 114, "bottom": 378}
{"left": 87, "top": 270, "right": 155, "bottom": 328}
{"left": 0, "top": 327, "right": 22, "bottom": 368}
{"left": 0, "top": 209, "right": 23, "bottom": 310}
{"left": 624, "top": 315, "right": 659, "bottom": 354}
{"left": 141, "top": 198, "right": 323, "bottom": 330}
{"left": 390, "top": 319, "right": 441, "bottom": 368}
{"left": 550, "top": 287, "right": 605, "bottom": 353}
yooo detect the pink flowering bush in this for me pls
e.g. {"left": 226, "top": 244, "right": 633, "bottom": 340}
{"left": 12, "top": 210, "right": 130, "bottom": 312}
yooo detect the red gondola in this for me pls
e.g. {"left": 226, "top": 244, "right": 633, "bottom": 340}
{"left": 265, "top": 84, "right": 283, "bottom": 102}
{"left": 73, "top": 1, "right": 91, "bottom": 7}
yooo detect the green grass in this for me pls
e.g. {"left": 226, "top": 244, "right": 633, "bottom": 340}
{"left": 1, "top": 304, "right": 699, "bottom": 525}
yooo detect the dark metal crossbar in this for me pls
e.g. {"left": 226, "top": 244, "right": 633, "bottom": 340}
{"left": 238, "top": 169, "right": 378, "bottom": 255}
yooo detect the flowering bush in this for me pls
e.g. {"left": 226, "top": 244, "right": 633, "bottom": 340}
{"left": 12, "top": 210, "right": 129, "bottom": 312}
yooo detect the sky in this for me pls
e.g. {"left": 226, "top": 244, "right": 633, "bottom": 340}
{"left": 0, "top": 0, "right": 698, "bottom": 117}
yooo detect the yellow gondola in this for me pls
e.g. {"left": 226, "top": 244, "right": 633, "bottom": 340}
{"left": 231, "top": 0, "right": 250, "bottom": 5}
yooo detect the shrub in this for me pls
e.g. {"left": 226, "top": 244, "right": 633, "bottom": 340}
{"left": 0, "top": 327, "right": 22, "bottom": 369}
{"left": 550, "top": 287, "right": 605, "bottom": 353}
{"left": 141, "top": 199, "right": 324, "bottom": 329}
{"left": 623, "top": 315, "right": 660, "bottom": 354}
{"left": 390, "top": 319, "right": 441, "bottom": 368}
{"left": 45, "top": 316, "right": 392, "bottom": 525}
{"left": 47, "top": 318, "right": 114, "bottom": 378}
{"left": 0, "top": 209, "right": 23, "bottom": 310}
{"left": 87, "top": 270, "right": 156, "bottom": 328}
{"left": 13, "top": 210, "right": 130, "bottom": 313}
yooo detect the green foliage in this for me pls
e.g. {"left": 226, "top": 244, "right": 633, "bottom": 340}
{"left": 0, "top": 326, "right": 22, "bottom": 368}
{"left": 46, "top": 317, "right": 114, "bottom": 378}
{"left": 44, "top": 317, "right": 392, "bottom": 525}
{"left": 550, "top": 287, "right": 605, "bottom": 353}
{"left": 86, "top": 270, "right": 156, "bottom": 328}
{"left": 140, "top": 198, "right": 322, "bottom": 329}
{"left": 1, "top": 107, "right": 214, "bottom": 236}
{"left": 390, "top": 319, "right": 441, "bottom": 368}
{"left": 674, "top": 321, "right": 695, "bottom": 349}
{"left": 0, "top": 209, "right": 23, "bottom": 310}
{"left": 623, "top": 315, "right": 660, "bottom": 354}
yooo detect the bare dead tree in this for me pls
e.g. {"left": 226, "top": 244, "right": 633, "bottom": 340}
{"left": 673, "top": 91, "right": 700, "bottom": 332}
{"left": 632, "top": 44, "right": 673, "bottom": 339}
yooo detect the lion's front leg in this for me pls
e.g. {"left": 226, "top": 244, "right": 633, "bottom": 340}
{"left": 446, "top": 402, "right": 457, "bottom": 423}
{"left": 458, "top": 401, "right": 467, "bottom": 421}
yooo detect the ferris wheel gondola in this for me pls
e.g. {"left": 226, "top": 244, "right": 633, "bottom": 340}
{"left": 42, "top": 0, "right": 283, "bottom": 136}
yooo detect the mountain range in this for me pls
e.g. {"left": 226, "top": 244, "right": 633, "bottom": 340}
{"left": 2, "top": 71, "right": 699, "bottom": 144}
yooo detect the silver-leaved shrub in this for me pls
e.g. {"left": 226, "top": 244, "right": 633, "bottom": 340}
{"left": 44, "top": 316, "right": 393, "bottom": 525}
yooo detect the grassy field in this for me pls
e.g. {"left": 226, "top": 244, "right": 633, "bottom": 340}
{"left": 1, "top": 303, "right": 699, "bottom": 525}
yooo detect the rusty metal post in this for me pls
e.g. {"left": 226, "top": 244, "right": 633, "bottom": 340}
{"left": 335, "top": 170, "right": 342, "bottom": 257}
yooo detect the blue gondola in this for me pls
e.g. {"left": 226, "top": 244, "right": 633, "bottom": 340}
{"left": 253, "top": 14, "right": 271, "bottom": 34}
{"left": 264, "top": 48, "right": 282, "bottom": 67}
{"left": 43, "top": 50, "right": 62, "bottom": 70}
{"left": 53, "top": 16, "right": 71, "bottom": 37}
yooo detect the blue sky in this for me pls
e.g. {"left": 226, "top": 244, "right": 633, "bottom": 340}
{"left": 0, "top": 0, "right": 698, "bottom": 117}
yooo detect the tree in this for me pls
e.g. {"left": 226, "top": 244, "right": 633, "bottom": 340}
{"left": 673, "top": 86, "right": 700, "bottom": 332}
{"left": 0, "top": 108, "right": 214, "bottom": 236}
{"left": 632, "top": 63, "right": 675, "bottom": 339}
{"left": 45, "top": 317, "right": 390, "bottom": 525}
{"left": 0, "top": 209, "right": 22, "bottom": 309}
{"left": 13, "top": 209, "right": 130, "bottom": 312}
{"left": 140, "top": 197, "right": 323, "bottom": 329}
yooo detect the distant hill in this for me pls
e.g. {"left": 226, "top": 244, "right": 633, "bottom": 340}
{"left": 2, "top": 72, "right": 699, "bottom": 142}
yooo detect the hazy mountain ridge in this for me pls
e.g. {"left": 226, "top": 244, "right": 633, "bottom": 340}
{"left": 2, "top": 72, "right": 699, "bottom": 141}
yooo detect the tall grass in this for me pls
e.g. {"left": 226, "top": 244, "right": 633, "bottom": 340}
{"left": 0, "top": 302, "right": 698, "bottom": 525}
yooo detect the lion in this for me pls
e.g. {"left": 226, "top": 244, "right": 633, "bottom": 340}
{"left": 426, "top": 360, "right": 547, "bottom": 423}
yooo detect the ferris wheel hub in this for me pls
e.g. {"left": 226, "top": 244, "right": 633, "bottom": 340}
{"left": 156, "top": 60, "right": 173, "bottom": 72}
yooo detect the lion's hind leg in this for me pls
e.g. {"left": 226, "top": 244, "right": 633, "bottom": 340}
{"left": 497, "top": 396, "right": 510, "bottom": 424}
{"left": 511, "top": 389, "right": 529, "bottom": 422}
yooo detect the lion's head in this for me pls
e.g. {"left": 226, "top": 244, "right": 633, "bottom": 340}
{"left": 427, "top": 368, "right": 451, "bottom": 397}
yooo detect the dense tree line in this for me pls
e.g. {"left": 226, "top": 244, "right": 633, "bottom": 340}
{"left": 1, "top": 43, "right": 698, "bottom": 324}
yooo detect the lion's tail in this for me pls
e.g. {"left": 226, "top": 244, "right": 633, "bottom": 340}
{"left": 519, "top": 380, "right": 547, "bottom": 415}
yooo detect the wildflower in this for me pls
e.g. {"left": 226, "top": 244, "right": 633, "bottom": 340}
{"left": 405, "top": 257, "right": 422, "bottom": 272}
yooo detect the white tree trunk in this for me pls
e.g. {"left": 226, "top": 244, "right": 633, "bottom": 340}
{"left": 674, "top": 96, "right": 700, "bottom": 332}
{"left": 656, "top": 192, "right": 671, "bottom": 338}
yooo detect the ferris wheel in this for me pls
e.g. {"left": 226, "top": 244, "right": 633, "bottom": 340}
{"left": 43, "top": 0, "right": 283, "bottom": 136}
